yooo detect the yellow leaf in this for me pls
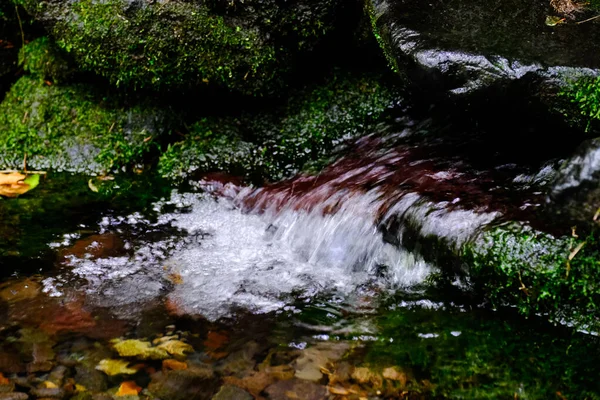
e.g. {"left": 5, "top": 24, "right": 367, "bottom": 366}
{"left": 96, "top": 359, "right": 139, "bottom": 376}
{"left": 156, "top": 339, "right": 194, "bottom": 357}
{"left": 0, "top": 172, "right": 40, "bottom": 198}
{"left": 42, "top": 381, "right": 58, "bottom": 388}
{"left": 0, "top": 172, "right": 25, "bottom": 185}
{"left": 75, "top": 384, "right": 87, "bottom": 392}
{"left": 116, "top": 381, "right": 142, "bottom": 396}
{"left": 112, "top": 339, "right": 169, "bottom": 360}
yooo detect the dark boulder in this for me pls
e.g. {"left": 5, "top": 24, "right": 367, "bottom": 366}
{"left": 366, "top": 0, "right": 600, "bottom": 97}
{"left": 547, "top": 137, "right": 600, "bottom": 231}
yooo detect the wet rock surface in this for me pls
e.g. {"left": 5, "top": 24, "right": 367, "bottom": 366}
{"left": 367, "top": 0, "right": 600, "bottom": 94}
{"left": 547, "top": 137, "right": 600, "bottom": 231}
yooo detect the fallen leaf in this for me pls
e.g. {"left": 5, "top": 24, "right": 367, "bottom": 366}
{"left": 75, "top": 384, "right": 87, "bottom": 392}
{"left": 162, "top": 359, "right": 188, "bottom": 371}
{"left": 0, "top": 173, "right": 40, "bottom": 198}
{"left": 42, "top": 381, "right": 58, "bottom": 388}
{"left": 156, "top": 339, "right": 194, "bottom": 357}
{"left": 112, "top": 339, "right": 169, "bottom": 360}
{"left": 0, "top": 172, "right": 25, "bottom": 185}
{"left": 116, "top": 380, "right": 142, "bottom": 396}
{"left": 96, "top": 359, "right": 139, "bottom": 376}
{"left": 0, "top": 373, "right": 9, "bottom": 385}
{"left": 152, "top": 335, "right": 179, "bottom": 345}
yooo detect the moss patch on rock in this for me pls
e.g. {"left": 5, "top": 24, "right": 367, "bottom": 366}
{"left": 20, "top": 0, "right": 340, "bottom": 94}
{"left": 464, "top": 222, "right": 600, "bottom": 331}
{"left": 158, "top": 72, "right": 398, "bottom": 182}
{"left": 0, "top": 74, "right": 166, "bottom": 174}
{"left": 559, "top": 75, "right": 600, "bottom": 133}
{"left": 19, "top": 36, "right": 73, "bottom": 83}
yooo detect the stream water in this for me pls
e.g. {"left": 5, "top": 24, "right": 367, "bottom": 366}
{"left": 1, "top": 112, "right": 599, "bottom": 399}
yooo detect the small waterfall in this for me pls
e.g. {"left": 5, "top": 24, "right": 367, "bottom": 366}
{"left": 41, "top": 127, "right": 552, "bottom": 321}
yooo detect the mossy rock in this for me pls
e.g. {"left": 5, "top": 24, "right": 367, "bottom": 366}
{"left": 464, "top": 222, "right": 600, "bottom": 330}
{"left": 0, "top": 74, "right": 168, "bottom": 174}
{"left": 158, "top": 71, "right": 398, "bottom": 181}
{"left": 19, "top": 36, "right": 73, "bottom": 83}
{"left": 19, "top": 0, "right": 342, "bottom": 94}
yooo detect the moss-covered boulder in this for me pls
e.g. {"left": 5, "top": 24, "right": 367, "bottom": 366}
{"left": 158, "top": 71, "right": 398, "bottom": 181}
{"left": 464, "top": 222, "right": 600, "bottom": 331}
{"left": 0, "top": 38, "right": 169, "bottom": 174}
{"left": 18, "top": 0, "right": 342, "bottom": 94}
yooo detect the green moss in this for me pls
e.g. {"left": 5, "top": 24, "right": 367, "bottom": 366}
{"left": 19, "top": 36, "right": 72, "bottom": 83}
{"left": 31, "top": 0, "right": 277, "bottom": 93}
{"left": 158, "top": 72, "right": 397, "bottom": 181}
{"left": 364, "top": 305, "right": 600, "bottom": 399}
{"left": 363, "top": 0, "right": 400, "bottom": 74}
{"left": 0, "top": 75, "right": 165, "bottom": 174}
{"left": 464, "top": 222, "right": 600, "bottom": 330}
{"left": 559, "top": 75, "right": 600, "bottom": 132}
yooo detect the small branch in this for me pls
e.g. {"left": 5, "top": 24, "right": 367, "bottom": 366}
{"left": 576, "top": 13, "right": 600, "bottom": 24}
{"left": 14, "top": 5, "right": 25, "bottom": 48}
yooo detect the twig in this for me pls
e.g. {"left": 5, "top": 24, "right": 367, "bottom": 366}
{"left": 576, "top": 13, "right": 600, "bottom": 24}
{"left": 14, "top": 5, "right": 25, "bottom": 48}
{"left": 566, "top": 241, "right": 586, "bottom": 277}
{"left": 517, "top": 271, "right": 529, "bottom": 296}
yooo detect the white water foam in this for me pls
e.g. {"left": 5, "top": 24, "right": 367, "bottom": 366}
{"left": 44, "top": 189, "right": 432, "bottom": 321}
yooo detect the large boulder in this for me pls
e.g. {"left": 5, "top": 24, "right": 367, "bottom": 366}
{"left": 365, "top": 0, "right": 600, "bottom": 96}
{"left": 0, "top": 37, "right": 169, "bottom": 174}
{"left": 19, "top": 0, "right": 343, "bottom": 95}
{"left": 546, "top": 137, "right": 600, "bottom": 231}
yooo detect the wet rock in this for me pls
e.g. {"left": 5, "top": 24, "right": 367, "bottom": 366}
{"left": 367, "top": 0, "right": 600, "bottom": 97}
{"left": 48, "top": 366, "right": 68, "bottom": 386}
{"left": 217, "top": 342, "right": 259, "bottom": 377}
{"left": 0, "top": 393, "right": 29, "bottom": 400}
{"left": 223, "top": 371, "right": 275, "bottom": 398}
{"left": 547, "top": 137, "right": 600, "bottom": 231}
{"left": 351, "top": 367, "right": 383, "bottom": 388}
{"left": 29, "top": 388, "right": 65, "bottom": 399}
{"left": 293, "top": 342, "right": 349, "bottom": 382}
{"left": 264, "top": 379, "right": 327, "bottom": 400}
{"left": 60, "top": 234, "right": 125, "bottom": 264}
{"left": 382, "top": 366, "right": 408, "bottom": 386}
{"left": 90, "top": 395, "right": 112, "bottom": 400}
{"left": 147, "top": 367, "right": 218, "bottom": 400}
{"left": 0, "top": 279, "right": 41, "bottom": 303}
{"left": 74, "top": 366, "right": 107, "bottom": 393}
{"left": 211, "top": 385, "right": 253, "bottom": 400}
{"left": 69, "top": 393, "right": 92, "bottom": 400}
{"left": 0, "top": 352, "right": 24, "bottom": 374}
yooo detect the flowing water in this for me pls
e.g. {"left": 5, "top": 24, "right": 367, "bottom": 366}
{"left": 0, "top": 112, "right": 599, "bottom": 399}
